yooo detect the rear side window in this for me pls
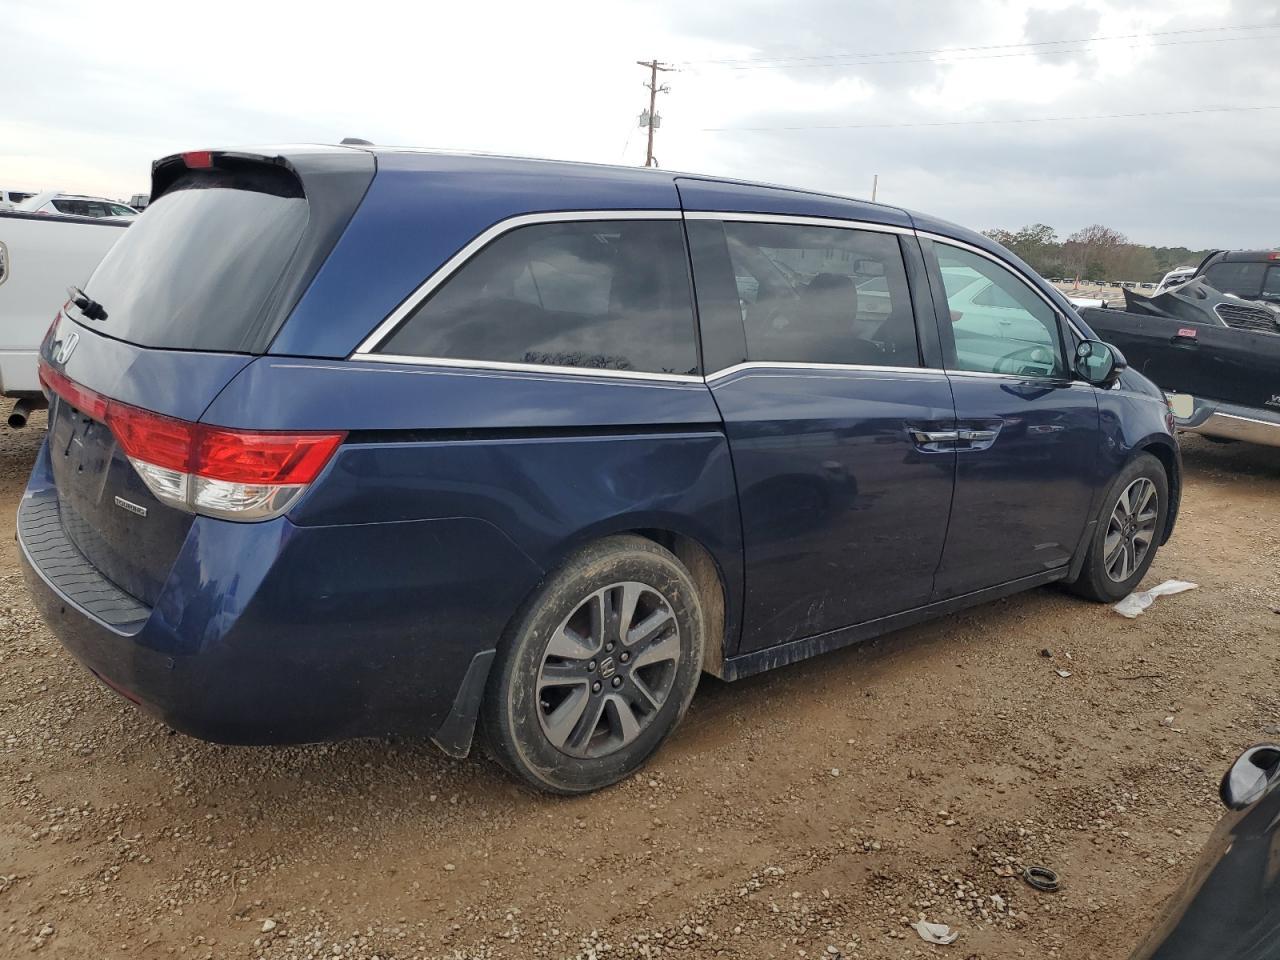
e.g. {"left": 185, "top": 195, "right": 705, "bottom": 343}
{"left": 377, "top": 220, "right": 699, "bottom": 375}
{"left": 78, "top": 167, "right": 308, "bottom": 352}
{"left": 716, "top": 221, "right": 919, "bottom": 367}
{"left": 1204, "top": 261, "right": 1266, "bottom": 299}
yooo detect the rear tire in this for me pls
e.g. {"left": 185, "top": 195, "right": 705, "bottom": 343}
{"left": 1070, "top": 453, "right": 1168, "bottom": 603}
{"left": 481, "top": 535, "right": 705, "bottom": 795}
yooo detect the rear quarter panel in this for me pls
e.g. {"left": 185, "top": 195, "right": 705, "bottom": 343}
{"left": 205, "top": 358, "right": 746, "bottom": 659}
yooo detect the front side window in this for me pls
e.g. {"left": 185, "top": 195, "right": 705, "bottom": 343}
{"left": 378, "top": 220, "right": 698, "bottom": 376}
{"left": 936, "top": 245, "right": 1065, "bottom": 378}
{"left": 720, "top": 222, "right": 919, "bottom": 366}
{"left": 1261, "top": 265, "right": 1280, "bottom": 301}
{"left": 1204, "top": 261, "right": 1266, "bottom": 299}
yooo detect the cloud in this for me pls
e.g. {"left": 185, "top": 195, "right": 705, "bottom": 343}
{"left": 1, "top": 0, "right": 1276, "bottom": 247}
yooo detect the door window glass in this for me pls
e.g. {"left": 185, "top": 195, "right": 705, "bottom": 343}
{"left": 936, "top": 245, "right": 1065, "bottom": 378}
{"left": 1261, "top": 265, "right": 1280, "bottom": 300}
{"left": 720, "top": 222, "right": 919, "bottom": 366}
{"left": 1204, "top": 261, "right": 1266, "bottom": 299}
{"left": 378, "top": 220, "right": 698, "bottom": 375}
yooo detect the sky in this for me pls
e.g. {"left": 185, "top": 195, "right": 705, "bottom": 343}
{"left": 2, "top": 0, "right": 1278, "bottom": 249}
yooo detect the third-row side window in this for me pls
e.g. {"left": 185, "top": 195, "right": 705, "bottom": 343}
{"left": 378, "top": 220, "right": 699, "bottom": 376}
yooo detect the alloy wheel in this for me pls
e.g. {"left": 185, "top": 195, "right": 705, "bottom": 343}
{"left": 1104, "top": 477, "right": 1159, "bottom": 583}
{"left": 535, "top": 581, "right": 681, "bottom": 758}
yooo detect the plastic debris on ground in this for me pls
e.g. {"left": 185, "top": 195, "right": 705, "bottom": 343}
{"left": 911, "top": 921, "right": 959, "bottom": 945}
{"left": 1113, "top": 580, "right": 1198, "bottom": 618}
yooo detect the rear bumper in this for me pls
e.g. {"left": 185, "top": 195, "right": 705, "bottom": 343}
{"left": 18, "top": 440, "right": 543, "bottom": 748}
{"left": 1176, "top": 397, "right": 1280, "bottom": 448}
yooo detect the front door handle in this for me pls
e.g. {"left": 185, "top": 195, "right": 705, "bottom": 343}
{"left": 957, "top": 428, "right": 999, "bottom": 443}
{"left": 910, "top": 428, "right": 960, "bottom": 444}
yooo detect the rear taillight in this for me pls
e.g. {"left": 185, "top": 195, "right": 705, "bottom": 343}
{"left": 38, "top": 359, "right": 344, "bottom": 521}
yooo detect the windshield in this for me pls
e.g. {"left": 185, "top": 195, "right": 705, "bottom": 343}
{"left": 77, "top": 170, "right": 308, "bottom": 352}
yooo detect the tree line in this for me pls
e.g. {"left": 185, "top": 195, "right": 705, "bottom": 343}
{"left": 981, "top": 224, "right": 1213, "bottom": 284}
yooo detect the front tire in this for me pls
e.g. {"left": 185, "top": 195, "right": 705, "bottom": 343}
{"left": 481, "top": 535, "right": 705, "bottom": 794}
{"left": 1070, "top": 453, "right": 1168, "bottom": 602}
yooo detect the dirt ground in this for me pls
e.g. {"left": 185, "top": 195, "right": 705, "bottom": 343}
{"left": 1, "top": 413, "right": 1278, "bottom": 960}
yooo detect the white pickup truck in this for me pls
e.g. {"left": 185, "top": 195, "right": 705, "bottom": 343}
{"left": 0, "top": 210, "right": 128, "bottom": 426}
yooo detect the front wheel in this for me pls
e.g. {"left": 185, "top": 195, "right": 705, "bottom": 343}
{"left": 481, "top": 535, "right": 705, "bottom": 794}
{"left": 1070, "top": 453, "right": 1168, "bottom": 602}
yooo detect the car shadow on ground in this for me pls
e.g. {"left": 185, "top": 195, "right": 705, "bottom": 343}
{"left": 1179, "top": 433, "right": 1280, "bottom": 480}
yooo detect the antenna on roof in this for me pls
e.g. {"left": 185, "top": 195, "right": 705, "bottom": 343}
{"left": 340, "top": 137, "right": 374, "bottom": 146}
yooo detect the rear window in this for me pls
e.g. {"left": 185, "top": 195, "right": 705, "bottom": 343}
{"left": 77, "top": 168, "right": 308, "bottom": 353}
{"left": 377, "top": 220, "right": 699, "bottom": 375}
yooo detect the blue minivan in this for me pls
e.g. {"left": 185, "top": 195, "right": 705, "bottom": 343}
{"left": 19, "top": 145, "right": 1180, "bottom": 793}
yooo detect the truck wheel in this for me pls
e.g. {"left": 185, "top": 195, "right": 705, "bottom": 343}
{"left": 1070, "top": 453, "right": 1168, "bottom": 603}
{"left": 481, "top": 535, "right": 705, "bottom": 794}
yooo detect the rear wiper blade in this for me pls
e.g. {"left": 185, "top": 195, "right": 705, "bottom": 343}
{"left": 67, "top": 285, "right": 108, "bottom": 322}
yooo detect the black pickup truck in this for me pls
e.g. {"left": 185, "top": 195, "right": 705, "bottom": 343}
{"left": 1080, "top": 264, "right": 1280, "bottom": 448}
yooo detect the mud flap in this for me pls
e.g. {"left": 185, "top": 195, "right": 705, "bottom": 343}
{"left": 430, "top": 649, "right": 496, "bottom": 758}
{"left": 1065, "top": 518, "right": 1098, "bottom": 584}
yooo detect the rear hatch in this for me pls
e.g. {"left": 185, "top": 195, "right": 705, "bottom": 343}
{"left": 39, "top": 147, "right": 373, "bottom": 607}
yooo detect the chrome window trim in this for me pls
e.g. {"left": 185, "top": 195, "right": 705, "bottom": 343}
{"left": 352, "top": 209, "right": 684, "bottom": 357}
{"left": 348, "top": 352, "right": 703, "bottom": 385}
{"left": 919, "top": 231, "right": 1087, "bottom": 339}
{"left": 705, "top": 361, "right": 942, "bottom": 383}
{"left": 946, "top": 369, "right": 1094, "bottom": 389}
{"left": 684, "top": 210, "right": 913, "bottom": 236}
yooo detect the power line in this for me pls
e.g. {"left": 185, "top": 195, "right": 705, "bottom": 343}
{"left": 680, "top": 22, "right": 1277, "bottom": 67}
{"left": 691, "top": 31, "right": 1280, "bottom": 72}
{"left": 698, "top": 103, "right": 1280, "bottom": 133}
{"left": 636, "top": 59, "right": 675, "bottom": 167}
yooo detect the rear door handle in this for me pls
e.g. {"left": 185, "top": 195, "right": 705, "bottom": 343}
{"left": 957, "top": 428, "right": 998, "bottom": 443}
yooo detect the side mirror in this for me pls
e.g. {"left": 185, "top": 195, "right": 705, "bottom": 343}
{"left": 1074, "top": 339, "right": 1127, "bottom": 387}
{"left": 1221, "top": 745, "right": 1280, "bottom": 811}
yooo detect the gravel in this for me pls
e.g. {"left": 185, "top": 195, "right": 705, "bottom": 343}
{"left": 0, "top": 415, "right": 1277, "bottom": 959}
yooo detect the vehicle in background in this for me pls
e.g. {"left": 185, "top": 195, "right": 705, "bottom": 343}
{"left": 1080, "top": 279, "right": 1280, "bottom": 448}
{"left": 0, "top": 206, "right": 129, "bottom": 425}
{"left": 0, "top": 189, "right": 39, "bottom": 211}
{"left": 128, "top": 193, "right": 150, "bottom": 211}
{"left": 17, "top": 191, "right": 138, "bottom": 220}
{"left": 1140, "top": 282, "right": 1156, "bottom": 289}
{"left": 1155, "top": 266, "right": 1196, "bottom": 294}
{"left": 1128, "top": 744, "right": 1280, "bottom": 959}
{"left": 1192, "top": 250, "right": 1280, "bottom": 306}
{"left": 1068, "top": 295, "right": 1108, "bottom": 310}
{"left": 19, "top": 145, "right": 1180, "bottom": 794}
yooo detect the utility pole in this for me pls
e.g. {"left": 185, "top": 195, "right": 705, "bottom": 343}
{"left": 871, "top": 174, "right": 879, "bottom": 203}
{"left": 636, "top": 59, "right": 674, "bottom": 167}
